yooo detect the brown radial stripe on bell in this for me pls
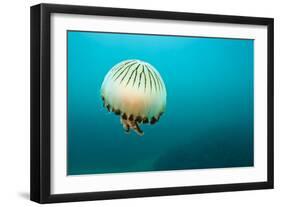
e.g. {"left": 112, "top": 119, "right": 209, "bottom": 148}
{"left": 122, "top": 113, "right": 127, "bottom": 120}
{"left": 112, "top": 108, "right": 115, "bottom": 113}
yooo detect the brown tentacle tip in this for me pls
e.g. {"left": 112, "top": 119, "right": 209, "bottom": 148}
{"left": 128, "top": 114, "right": 134, "bottom": 121}
{"left": 150, "top": 117, "right": 157, "bottom": 124}
{"left": 122, "top": 113, "right": 127, "bottom": 120}
{"left": 143, "top": 117, "right": 149, "bottom": 124}
{"left": 135, "top": 116, "right": 142, "bottom": 123}
{"left": 115, "top": 109, "right": 121, "bottom": 115}
{"left": 106, "top": 104, "right": 110, "bottom": 112}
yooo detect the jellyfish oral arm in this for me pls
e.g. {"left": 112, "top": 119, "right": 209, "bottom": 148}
{"left": 120, "top": 117, "right": 144, "bottom": 136}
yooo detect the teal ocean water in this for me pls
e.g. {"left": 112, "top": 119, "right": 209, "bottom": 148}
{"left": 67, "top": 31, "right": 254, "bottom": 175}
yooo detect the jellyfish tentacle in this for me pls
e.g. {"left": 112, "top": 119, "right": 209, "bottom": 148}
{"left": 124, "top": 124, "right": 130, "bottom": 133}
{"left": 120, "top": 117, "right": 144, "bottom": 136}
{"left": 132, "top": 121, "right": 144, "bottom": 136}
{"left": 121, "top": 117, "right": 130, "bottom": 133}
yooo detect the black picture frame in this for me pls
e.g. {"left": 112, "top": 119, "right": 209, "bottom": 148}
{"left": 30, "top": 3, "right": 274, "bottom": 204}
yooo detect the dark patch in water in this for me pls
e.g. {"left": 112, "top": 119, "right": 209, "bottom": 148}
{"left": 153, "top": 127, "right": 253, "bottom": 171}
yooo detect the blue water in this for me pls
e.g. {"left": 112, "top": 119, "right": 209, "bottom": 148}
{"left": 67, "top": 31, "right": 254, "bottom": 175}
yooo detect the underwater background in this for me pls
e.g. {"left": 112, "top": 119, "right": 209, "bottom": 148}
{"left": 67, "top": 31, "right": 254, "bottom": 175}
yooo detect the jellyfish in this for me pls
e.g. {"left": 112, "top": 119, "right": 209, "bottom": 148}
{"left": 101, "top": 59, "right": 167, "bottom": 136}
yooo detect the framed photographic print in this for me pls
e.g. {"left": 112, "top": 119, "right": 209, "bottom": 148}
{"left": 30, "top": 3, "right": 274, "bottom": 203}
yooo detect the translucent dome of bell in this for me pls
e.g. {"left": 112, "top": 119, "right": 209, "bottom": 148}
{"left": 101, "top": 59, "right": 167, "bottom": 135}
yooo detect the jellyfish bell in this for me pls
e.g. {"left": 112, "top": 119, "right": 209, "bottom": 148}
{"left": 101, "top": 59, "right": 167, "bottom": 136}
